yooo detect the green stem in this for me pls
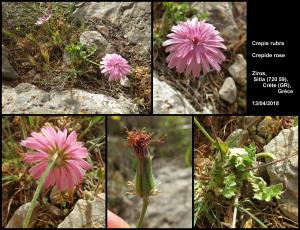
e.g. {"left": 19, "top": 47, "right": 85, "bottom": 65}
{"left": 236, "top": 205, "right": 268, "bottom": 228}
{"left": 194, "top": 117, "right": 215, "bottom": 145}
{"left": 23, "top": 153, "right": 58, "bottom": 228}
{"left": 86, "top": 59, "right": 100, "bottom": 67}
{"left": 137, "top": 196, "right": 149, "bottom": 228}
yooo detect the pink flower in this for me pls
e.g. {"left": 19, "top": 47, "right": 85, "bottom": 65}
{"left": 100, "top": 53, "right": 131, "bottom": 81}
{"left": 163, "top": 18, "right": 226, "bottom": 78}
{"left": 35, "top": 13, "right": 52, "bottom": 26}
{"left": 21, "top": 126, "right": 91, "bottom": 191}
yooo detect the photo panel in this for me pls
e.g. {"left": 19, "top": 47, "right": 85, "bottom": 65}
{"left": 193, "top": 115, "right": 298, "bottom": 228}
{"left": 2, "top": 116, "right": 105, "bottom": 228}
{"left": 107, "top": 115, "right": 193, "bottom": 228}
{"left": 153, "top": 2, "right": 247, "bottom": 114}
{"left": 2, "top": 2, "right": 151, "bottom": 115}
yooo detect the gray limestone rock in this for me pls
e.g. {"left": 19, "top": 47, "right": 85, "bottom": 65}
{"left": 191, "top": 2, "right": 241, "bottom": 44}
{"left": 79, "top": 31, "right": 114, "bottom": 57}
{"left": 219, "top": 77, "right": 237, "bottom": 104}
{"left": 2, "top": 83, "right": 138, "bottom": 114}
{"left": 263, "top": 126, "right": 298, "bottom": 221}
{"left": 153, "top": 74, "right": 196, "bottom": 114}
{"left": 228, "top": 54, "right": 246, "bottom": 86}
{"left": 58, "top": 197, "right": 105, "bottom": 228}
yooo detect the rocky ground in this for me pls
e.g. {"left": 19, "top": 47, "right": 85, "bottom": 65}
{"left": 153, "top": 2, "right": 247, "bottom": 114}
{"left": 2, "top": 2, "right": 151, "bottom": 114}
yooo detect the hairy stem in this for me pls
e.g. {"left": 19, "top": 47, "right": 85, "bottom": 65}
{"left": 231, "top": 194, "right": 239, "bottom": 228}
{"left": 137, "top": 196, "right": 149, "bottom": 228}
{"left": 23, "top": 152, "right": 58, "bottom": 228}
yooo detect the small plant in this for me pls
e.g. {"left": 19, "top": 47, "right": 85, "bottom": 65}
{"left": 162, "top": 2, "right": 191, "bottom": 23}
{"left": 65, "top": 43, "right": 97, "bottom": 67}
{"left": 194, "top": 117, "right": 283, "bottom": 228}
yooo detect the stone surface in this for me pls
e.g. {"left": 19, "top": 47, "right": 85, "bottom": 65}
{"left": 79, "top": 31, "right": 114, "bottom": 57}
{"left": 153, "top": 74, "right": 197, "bottom": 114}
{"left": 2, "top": 45, "right": 20, "bottom": 80}
{"left": 6, "top": 202, "right": 40, "bottom": 228}
{"left": 191, "top": 2, "right": 241, "bottom": 44}
{"left": 257, "top": 117, "right": 281, "bottom": 138}
{"left": 120, "top": 76, "right": 131, "bottom": 88}
{"left": 228, "top": 54, "right": 246, "bottom": 86}
{"left": 263, "top": 126, "right": 298, "bottom": 221}
{"left": 133, "top": 164, "right": 192, "bottom": 228}
{"left": 58, "top": 197, "right": 105, "bottom": 228}
{"left": 225, "top": 129, "right": 249, "bottom": 147}
{"left": 2, "top": 83, "right": 138, "bottom": 114}
{"left": 219, "top": 77, "right": 237, "bottom": 104}
{"left": 200, "top": 104, "right": 213, "bottom": 114}
{"left": 73, "top": 2, "right": 150, "bottom": 57}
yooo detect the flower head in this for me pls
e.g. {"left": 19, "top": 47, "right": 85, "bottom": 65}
{"left": 100, "top": 53, "right": 131, "bottom": 81}
{"left": 127, "top": 129, "right": 152, "bottom": 158}
{"left": 163, "top": 18, "right": 226, "bottom": 78}
{"left": 21, "top": 126, "right": 91, "bottom": 191}
{"left": 35, "top": 13, "right": 52, "bottom": 26}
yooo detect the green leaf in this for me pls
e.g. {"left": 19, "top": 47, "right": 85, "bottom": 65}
{"left": 222, "top": 173, "right": 237, "bottom": 199}
{"left": 256, "top": 152, "right": 276, "bottom": 160}
{"left": 249, "top": 175, "right": 283, "bottom": 202}
{"left": 245, "top": 144, "right": 256, "bottom": 162}
{"left": 28, "top": 116, "right": 33, "bottom": 126}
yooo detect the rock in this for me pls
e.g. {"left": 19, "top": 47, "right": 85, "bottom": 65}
{"left": 58, "top": 197, "right": 105, "bottom": 228}
{"left": 225, "top": 129, "right": 249, "bottom": 147}
{"left": 63, "top": 51, "right": 72, "bottom": 65}
{"left": 153, "top": 74, "right": 197, "bottom": 114}
{"left": 263, "top": 126, "right": 298, "bottom": 221}
{"left": 191, "top": 2, "right": 241, "bottom": 44}
{"left": 47, "top": 204, "right": 62, "bottom": 217}
{"left": 6, "top": 202, "right": 40, "bottom": 228}
{"left": 253, "top": 135, "right": 266, "bottom": 146}
{"left": 257, "top": 116, "right": 281, "bottom": 138}
{"left": 219, "top": 77, "right": 237, "bottom": 104}
{"left": 2, "top": 45, "right": 20, "bottom": 80}
{"left": 137, "top": 165, "right": 192, "bottom": 228}
{"left": 96, "top": 25, "right": 109, "bottom": 37}
{"left": 200, "top": 104, "right": 213, "bottom": 114}
{"left": 120, "top": 76, "right": 131, "bottom": 88}
{"left": 79, "top": 31, "right": 114, "bottom": 57}
{"left": 73, "top": 2, "right": 150, "bottom": 58}
{"left": 228, "top": 54, "right": 246, "bottom": 86}
{"left": 2, "top": 83, "right": 139, "bottom": 114}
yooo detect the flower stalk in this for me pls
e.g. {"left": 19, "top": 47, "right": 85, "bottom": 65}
{"left": 137, "top": 197, "right": 149, "bottom": 228}
{"left": 23, "top": 152, "right": 58, "bottom": 228}
{"left": 127, "top": 129, "right": 159, "bottom": 228}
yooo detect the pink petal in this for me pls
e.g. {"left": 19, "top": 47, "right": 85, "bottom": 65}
{"left": 69, "top": 159, "right": 91, "bottom": 171}
{"left": 65, "top": 131, "right": 77, "bottom": 147}
{"left": 24, "top": 152, "right": 48, "bottom": 163}
{"left": 56, "top": 167, "right": 66, "bottom": 191}
{"left": 66, "top": 162, "right": 84, "bottom": 185}
{"left": 29, "top": 161, "right": 48, "bottom": 180}
{"left": 21, "top": 138, "right": 47, "bottom": 151}
{"left": 44, "top": 170, "right": 55, "bottom": 188}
